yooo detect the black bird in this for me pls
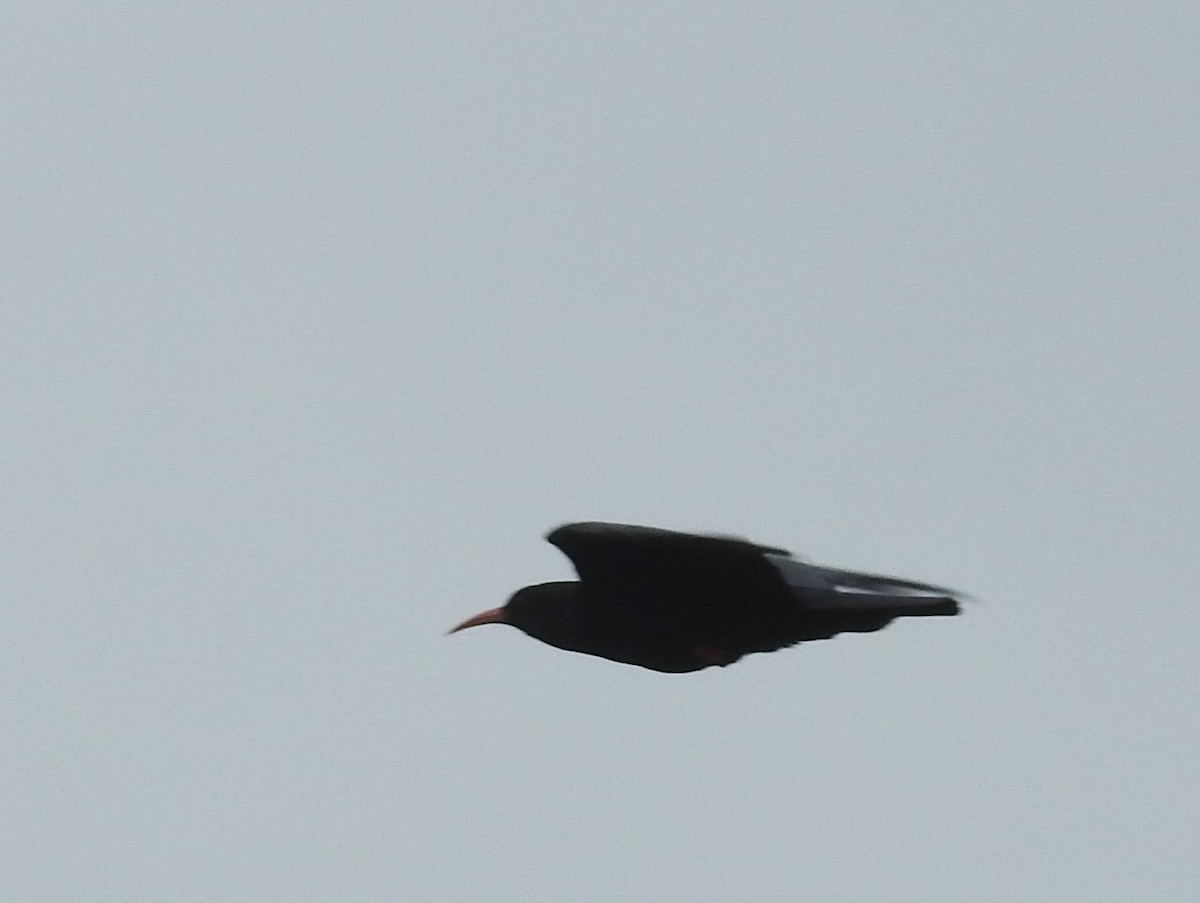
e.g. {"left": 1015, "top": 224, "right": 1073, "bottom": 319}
{"left": 449, "top": 522, "right": 962, "bottom": 672}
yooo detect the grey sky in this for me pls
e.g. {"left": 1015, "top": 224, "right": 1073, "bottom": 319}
{"left": 4, "top": 3, "right": 1198, "bottom": 900}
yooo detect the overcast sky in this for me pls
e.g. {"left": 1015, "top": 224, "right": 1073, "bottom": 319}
{"left": 4, "top": 3, "right": 1198, "bottom": 901}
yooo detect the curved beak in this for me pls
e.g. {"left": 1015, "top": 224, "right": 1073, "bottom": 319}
{"left": 447, "top": 606, "right": 508, "bottom": 635}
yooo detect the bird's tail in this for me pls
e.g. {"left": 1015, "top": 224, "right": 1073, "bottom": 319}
{"left": 806, "top": 568, "right": 960, "bottom": 616}
{"left": 765, "top": 554, "right": 961, "bottom": 616}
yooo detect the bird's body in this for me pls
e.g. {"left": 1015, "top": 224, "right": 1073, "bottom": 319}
{"left": 450, "top": 522, "right": 962, "bottom": 672}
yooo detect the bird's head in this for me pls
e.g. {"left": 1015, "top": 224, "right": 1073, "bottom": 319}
{"left": 448, "top": 582, "right": 583, "bottom": 650}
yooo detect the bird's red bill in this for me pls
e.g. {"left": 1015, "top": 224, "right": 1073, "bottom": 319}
{"left": 448, "top": 607, "right": 508, "bottom": 634}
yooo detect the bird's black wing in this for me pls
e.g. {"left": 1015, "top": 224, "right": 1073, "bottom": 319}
{"left": 546, "top": 522, "right": 792, "bottom": 633}
{"left": 547, "top": 523, "right": 961, "bottom": 664}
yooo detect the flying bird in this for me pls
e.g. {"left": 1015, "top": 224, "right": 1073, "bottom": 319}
{"left": 449, "top": 522, "right": 962, "bottom": 672}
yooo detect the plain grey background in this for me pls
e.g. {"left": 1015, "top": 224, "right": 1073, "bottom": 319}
{"left": 5, "top": 3, "right": 1198, "bottom": 901}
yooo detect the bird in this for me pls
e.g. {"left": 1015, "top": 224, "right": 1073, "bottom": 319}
{"left": 448, "top": 522, "right": 963, "bottom": 672}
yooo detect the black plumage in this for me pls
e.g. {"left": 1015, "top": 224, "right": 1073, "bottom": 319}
{"left": 449, "top": 522, "right": 962, "bottom": 672}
